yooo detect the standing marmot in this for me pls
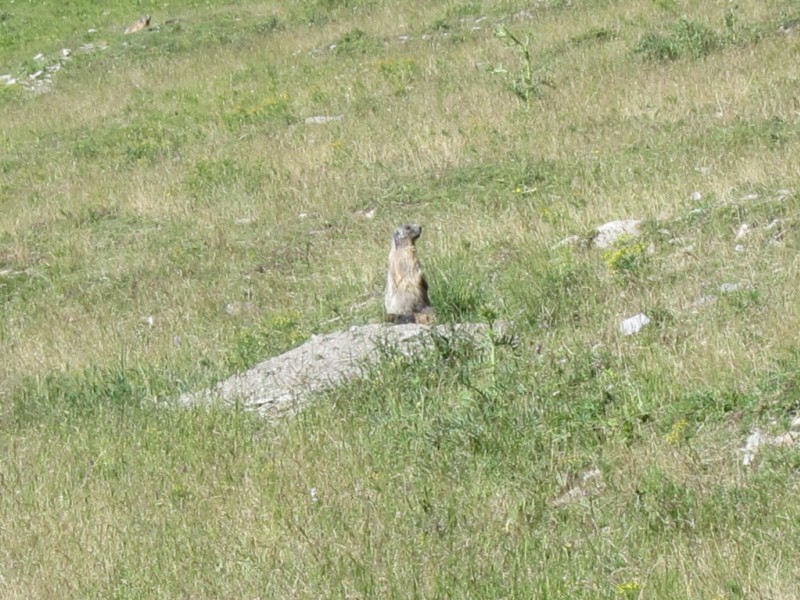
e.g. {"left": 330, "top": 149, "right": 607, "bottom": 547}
{"left": 384, "top": 224, "right": 434, "bottom": 324}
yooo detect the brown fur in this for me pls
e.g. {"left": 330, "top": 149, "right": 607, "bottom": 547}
{"left": 124, "top": 15, "right": 151, "bottom": 35}
{"left": 384, "top": 224, "right": 434, "bottom": 325}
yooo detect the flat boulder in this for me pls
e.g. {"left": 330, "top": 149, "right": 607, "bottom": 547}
{"left": 177, "top": 323, "right": 493, "bottom": 420}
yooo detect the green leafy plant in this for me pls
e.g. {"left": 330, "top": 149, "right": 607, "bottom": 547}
{"left": 602, "top": 235, "right": 648, "bottom": 279}
{"left": 492, "top": 25, "right": 554, "bottom": 102}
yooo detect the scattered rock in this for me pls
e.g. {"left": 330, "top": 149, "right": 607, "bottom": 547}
{"left": 734, "top": 244, "right": 745, "bottom": 253}
{"left": 177, "top": 323, "right": 496, "bottom": 420}
{"left": 353, "top": 206, "right": 377, "bottom": 220}
{"left": 80, "top": 42, "right": 109, "bottom": 53}
{"left": 740, "top": 193, "right": 759, "bottom": 202}
{"left": 0, "top": 268, "right": 27, "bottom": 277}
{"left": 234, "top": 217, "right": 255, "bottom": 225}
{"left": 550, "top": 468, "right": 605, "bottom": 507}
{"left": 741, "top": 431, "right": 763, "bottom": 466}
{"left": 734, "top": 223, "right": 750, "bottom": 240}
{"left": 223, "top": 302, "right": 255, "bottom": 316}
{"left": 690, "top": 191, "right": 703, "bottom": 202}
{"left": 689, "top": 294, "right": 717, "bottom": 310}
{"left": 553, "top": 234, "right": 581, "bottom": 249}
{"left": 304, "top": 115, "right": 344, "bottom": 124}
{"left": 741, "top": 429, "right": 800, "bottom": 466}
{"left": 620, "top": 313, "right": 650, "bottom": 336}
{"left": 140, "top": 315, "right": 155, "bottom": 328}
{"left": 766, "top": 219, "right": 783, "bottom": 231}
{"left": 590, "top": 219, "right": 643, "bottom": 249}
{"left": 719, "top": 283, "right": 741, "bottom": 293}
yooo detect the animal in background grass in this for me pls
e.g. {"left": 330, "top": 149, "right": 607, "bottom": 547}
{"left": 124, "top": 15, "right": 151, "bottom": 34}
{"left": 384, "top": 224, "right": 434, "bottom": 325}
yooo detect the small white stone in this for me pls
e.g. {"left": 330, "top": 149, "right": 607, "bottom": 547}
{"left": 29, "top": 70, "right": 43, "bottom": 79}
{"left": 553, "top": 235, "right": 581, "bottom": 249}
{"left": 690, "top": 191, "right": 702, "bottom": 202}
{"left": 234, "top": 217, "right": 255, "bottom": 225}
{"left": 304, "top": 115, "right": 343, "bottom": 124}
{"left": 620, "top": 313, "right": 650, "bottom": 336}
{"left": 690, "top": 294, "right": 717, "bottom": 309}
{"left": 33, "top": 53, "right": 44, "bottom": 61}
{"left": 353, "top": 207, "right": 376, "bottom": 220}
{"left": 61, "top": 48, "right": 72, "bottom": 58}
{"left": 740, "top": 193, "right": 759, "bottom": 201}
{"left": 734, "top": 244, "right": 745, "bottom": 253}
{"left": 719, "top": 283, "right": 740, "bottom": 293}
{"left": 790, "top": 415, "right": 800, "bottom": 431}
{"left": 591, "top": 219, "right": 643, "bottom": 249}
{"left": 87, "top": 28, "right": 98, "bottom": 33}
{"left": 766, "top": 219, "right": 782, "bottom": 230}
{"left": 741, "top": 431, "right": 763, "bottom": 466}
{"left": 735, "top": 223, "right": 750, "bottom": 240}
{"left": 141, "top": 315, "right": 155, "bottom": 328}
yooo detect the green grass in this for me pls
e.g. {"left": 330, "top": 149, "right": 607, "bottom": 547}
{"left": 2, "top": 0, "right": 800, "bottom": 597}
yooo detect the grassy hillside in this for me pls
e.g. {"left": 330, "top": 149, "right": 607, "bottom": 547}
{"left": 2, "top": 0, "right": 800, "bottom": 597}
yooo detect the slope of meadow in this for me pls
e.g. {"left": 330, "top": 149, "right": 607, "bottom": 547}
{"left": 2, "top": 0, "right": 800, "bottom": 597}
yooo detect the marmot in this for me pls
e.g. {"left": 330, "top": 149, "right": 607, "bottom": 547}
{"left": 384, "top": 224, "right": 434, "bottom": 325}
{"left": 124, "top": 15, "right": 151, "bottom": 35}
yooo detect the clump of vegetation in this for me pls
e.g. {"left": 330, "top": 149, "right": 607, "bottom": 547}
{"left": 635, "top": 17, "right": 722, "bottom": 61}
{"left": 602, "top": 234, "right": 648, "bottom": 279}
{"left": 492, "top": 25, "right": 554, "bottom": 102}
{"left": 333, "top": 27, "right": 376, "bottom": 55}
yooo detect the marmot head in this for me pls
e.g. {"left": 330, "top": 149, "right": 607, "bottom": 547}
{"left": 392, "top": 223, "right": 422, "bottom": 248}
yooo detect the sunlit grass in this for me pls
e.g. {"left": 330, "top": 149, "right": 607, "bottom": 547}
{"left": 2, "top": 0, "right": 800, "bottom": 597}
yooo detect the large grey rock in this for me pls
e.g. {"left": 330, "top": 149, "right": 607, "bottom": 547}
{"left": 177, "top": 323, "right": 493, "bottom": 420}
